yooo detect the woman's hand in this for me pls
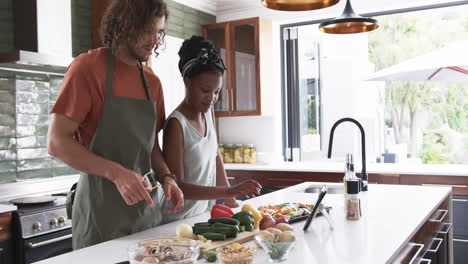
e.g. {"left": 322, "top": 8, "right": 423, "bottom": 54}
{"left": 162, "top": 177, "right": 184, "bottom": 213}
{"left": 110, "top": 166, "right": 154, "bottom": 207}
{"left": 226, "top": 179, "right": 262, "bottom": 199}
{"left": 223, "top": 198, "right": 240, "bottom": 208}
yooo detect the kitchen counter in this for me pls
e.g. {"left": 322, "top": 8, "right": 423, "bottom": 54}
{"left": 224, "top": 161, "right": 468, "bottom": 176}
{"left": 0, "top": 204, "right": 16, "bottom": 214}
{"left": 35, "top": 182, "right": 452, "bottom": 264}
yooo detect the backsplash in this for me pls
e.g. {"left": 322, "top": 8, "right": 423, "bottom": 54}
{"left": 0, "top": 70, "right": 79, "bottom": 183}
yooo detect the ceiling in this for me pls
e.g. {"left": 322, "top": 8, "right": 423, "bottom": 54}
{"left": 174, "top": 0, "right": 468, "bottom": 23}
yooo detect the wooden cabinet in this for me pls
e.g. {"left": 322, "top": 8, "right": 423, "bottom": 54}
{"left": 390, "top": 195, "right": 452, "bottom": 264}
{"left": 203, "top": 17, "right": 271, "bottom": 117}
{"left": 0, "top": 213, "right": 13, "bottom": 264}
{"left": 226, "top": 170, "right": 401, "bottom": 188}
{"left": 400, "top": 174, "right": 468, "bottom": 196}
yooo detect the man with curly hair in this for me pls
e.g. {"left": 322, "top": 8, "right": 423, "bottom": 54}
{"left": 47, "top": 0, "right": 183, "bottom": 249}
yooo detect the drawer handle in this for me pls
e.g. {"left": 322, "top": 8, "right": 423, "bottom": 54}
{"left": 0, "top": 226, "right": 3, "bottom": 231}
{"left": 408, "top": 243, "right": 424, "bottom": 264}
{"left": 227, "top": 177, "right": 235, "bottom": 180}
{"left": 454, "top": 238, "right": 468, "bottom": 243}
{"left": 439, "top": 223, "right": 453, "bottom": 235}
{"left": 422, "top": 184, "right": 468, "bottom": 188}
{"left": 420, "top": 259, "right": 431, "bottom": 264}
{"left": 453, "top": 199, "right": 468, "bottom": 202}
{"left": 427, "top": 238, "right": 443, "bottom": 253}
{"left": 430, "top": 209, "right": 448, "bottom": 223}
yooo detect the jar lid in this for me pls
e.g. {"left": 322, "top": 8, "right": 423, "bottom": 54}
{"left": 235, "top": 144, "right": 243, "bottom": 147}
{"left": 226, "top": 144, "right": 233, "bottom": 147}
{"left": 219, "top": 144, "right": 224, "bottom": 147}
{"left": 247, "top": 144, "right": 255, "bottom": 147}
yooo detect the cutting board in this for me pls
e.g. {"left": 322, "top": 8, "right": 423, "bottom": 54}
{"left": 202, "top": 231, "right": 256, "bottom": 252}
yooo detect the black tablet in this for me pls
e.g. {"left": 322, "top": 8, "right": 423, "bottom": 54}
{"left": 303, "top": 185, "right": 327, "bottom": 231}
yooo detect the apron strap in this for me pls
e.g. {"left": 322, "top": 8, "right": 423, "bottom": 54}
{"left": 138, "top": 62, "right": 153, "bottom": 101}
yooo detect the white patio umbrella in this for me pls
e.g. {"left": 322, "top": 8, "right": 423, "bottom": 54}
{"left": 366, "top": 40, "right": 468, "bottom": 83}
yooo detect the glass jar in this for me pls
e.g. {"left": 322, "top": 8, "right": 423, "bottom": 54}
{"left": 234, "top": 144, "right": 244, "bottom": 163}
{"left": 245, "top": 144, "right": 257, "bottom": 164}
{"left": 224, "top": 144, "right": 234, "bottom": 163}
{"left": 219, "top": 144, "right": 225, "bottom": 158}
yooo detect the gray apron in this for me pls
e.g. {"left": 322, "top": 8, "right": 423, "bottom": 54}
{"left": 71, "top": 51, "right": 163, "bottom": 250}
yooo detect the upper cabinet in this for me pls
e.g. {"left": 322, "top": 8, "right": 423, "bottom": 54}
{"left": 203, "top": 17, "right": 271, "bottom": 117}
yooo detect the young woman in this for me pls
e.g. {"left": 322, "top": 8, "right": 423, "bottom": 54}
{"left": 161, "top": 36, "right": 262, "bottom": 222}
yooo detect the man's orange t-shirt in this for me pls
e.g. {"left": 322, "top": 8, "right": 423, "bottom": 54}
{"left": 51, "top": 47, "right": 166, "bottom": 148}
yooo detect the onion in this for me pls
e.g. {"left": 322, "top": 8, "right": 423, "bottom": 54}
{"left": 176, "top": 224, "right": 193, "bottom": 238}
{"left": 259, "top": 216, "right": 277, "bottom": 230}
{"left": 275, "top": 218, "right": 289, "bottom": 225}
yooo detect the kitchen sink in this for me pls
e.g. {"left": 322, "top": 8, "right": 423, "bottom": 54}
{"left": 300, "top": 185, "right": 344, "bottom": 194}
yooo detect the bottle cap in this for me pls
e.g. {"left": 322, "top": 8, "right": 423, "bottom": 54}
{"left": 347, "top": 180, "right": 360, "bottom": 194}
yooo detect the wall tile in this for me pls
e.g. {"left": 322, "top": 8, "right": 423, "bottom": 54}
{"left": 0, "top": 161, "right": 16, "bottom": 173}
{"left": 0, "top": 91, "right": 15, "bottom": 103}
{"left": 17, "top": 92, "right": 49, "bottom": 103}
{"left": 17, "top": 169, "right": 52, "bottom": 180}
{"left": 0, "top": 138, "right": 15, "bottom": 150}
{"left": 17, "top": 148, "right": 49, "bottom": 160}
{"left": 16, "top": 103, "right": 49, "bottom": 115}
{"left": 18, "top": 158, "right": 51, "bottom": 172}
{"left": 53, "top": 167, "right": 79, "bottom": 177}
{"left": 0, "top": 172, "right": 16, "bottom": 183}
{"left": 0, "top": 102, "right": 15, "bottom": 114}
{"left": 17, "top": 114, "right": 50, "bottom": 125}
{"left": 0, "top": 125, "right": 15, "bottom": 137}
{"left": 0, "top": 79, "right": 14, "bottom": 90}
{"left": 0, "top": 150, "right": 16, "bottom": 160}
{"left": 17, "top": 136, "right": 47, "bottom": 148}
{"left": 0, "top": 114, "right": 15, "bottom": 126}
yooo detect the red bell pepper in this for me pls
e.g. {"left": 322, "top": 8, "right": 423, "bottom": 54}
{"left": 210, "top": 204, "right": 234, "bottom": 218}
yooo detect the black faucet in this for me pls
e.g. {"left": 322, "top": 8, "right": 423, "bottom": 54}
{"left": 327, "top": 117, "right": 368, "bottom": 191}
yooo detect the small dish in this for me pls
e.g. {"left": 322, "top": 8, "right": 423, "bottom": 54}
{"left": 128, "top": 238, "right": 199, "bottom": 264}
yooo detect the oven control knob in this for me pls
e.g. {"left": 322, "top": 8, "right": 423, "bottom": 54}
{"left": 32, "top": 222, "right": 42, "bottom": 231}
{"left": 58, "top": 216, "right": 67, "bottom": 225}
{"left": 50, "top": 218, "right": 58, "bottom": 227}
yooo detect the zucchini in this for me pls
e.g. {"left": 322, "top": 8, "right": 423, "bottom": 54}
{"left": 194, "top": 222, "right": 212, "bottom": 227}
{"left": 208, "top": 217, "right": 240, "bottom": 226}
{"left": 239, "top": 225, "right": 245, "bottom": 232}
{"left": 213, "top": 222, "right": 240, "bottom": 233}
{"left": 200, "top": 232, "right": 227, "bottom": 241}
{"left": 193, "top": 226, "right": 214, "bottom": 235}
{"left": 193, "top": 225, "right": 237, "bottom": 238}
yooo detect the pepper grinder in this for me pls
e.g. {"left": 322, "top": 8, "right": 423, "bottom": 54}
{"left": 346, "top": 179, "right": 361, "bottom": 220}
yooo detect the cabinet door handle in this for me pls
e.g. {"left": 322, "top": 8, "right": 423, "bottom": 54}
{"left": 453, "top": 199, "right": 468, "bottom": 202}
{"left": 408, "top": 243, "right": 424, "bottom": 264}
{"left": 422, "top": 184, "right": 468, "bottom": 188}
{"left": 427, "top": 238, "right": 443, "bottom": 253}
{"left": 430, "top": 209, "right": 448, "bottom": 223}
{"left": 439, "top": 223, "right": 453, "bottom": 234}
{"left": 420, "top": 259, "right": 431, "bottom": 264}
{"left": 454, "top": 238, "right": 468, "bottom": 243}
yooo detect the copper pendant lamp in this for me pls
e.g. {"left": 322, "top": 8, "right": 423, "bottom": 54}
{"left": 261, "top": 0, "right": 340, "bottom": 11}
{"left": 319, "top": 0, "right": 378, "bottom": 34}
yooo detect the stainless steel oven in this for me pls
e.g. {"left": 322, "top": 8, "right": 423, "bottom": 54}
{"left": 11, "top": 195, "right": 72, "bottom": 264}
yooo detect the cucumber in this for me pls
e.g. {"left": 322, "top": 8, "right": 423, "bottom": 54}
{"left": 208, "top": 217, "right": 240, "bottom": 226}
{"left": 193, "top": 225, "right": 237, "bottom": 238}
{"left": 200, "top": 232, "right": 227, "bottom": 241}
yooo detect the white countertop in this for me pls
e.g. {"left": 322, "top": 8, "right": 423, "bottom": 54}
{"left": 224, "top": 161, "right": 468, "bottom": 176}
{"left": 35, "top": 182, "right": 451, "bottom": 264}
{"left": 0, "top": 204, "right": 17, "bottom": 214}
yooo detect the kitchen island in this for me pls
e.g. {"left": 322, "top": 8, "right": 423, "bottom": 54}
{"left": 35, "top": 182, "right": 453, "bottom": 264}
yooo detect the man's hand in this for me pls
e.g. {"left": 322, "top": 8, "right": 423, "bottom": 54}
{"left": 110, "top": 166, "right": 154, "bottom": 207}
{"left": 226, "top": 179, "right": 262, "bottom": 199}
{"left": 162, "top": 177, "right": 184, "bottom": 213}
{"left": 223, "top": 198, "right": 240, "bottom": 208}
